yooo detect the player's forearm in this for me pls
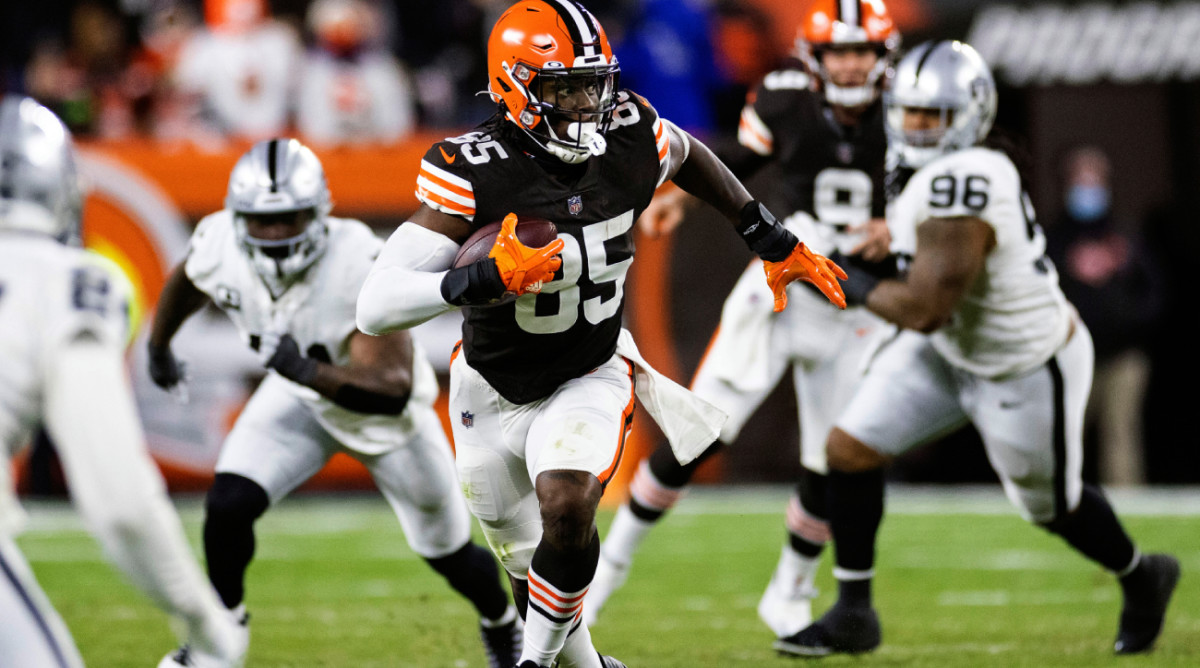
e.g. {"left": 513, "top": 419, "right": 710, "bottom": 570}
{"left": 45, "top": 344, "right": 226, "bottom": 629}
{"left": 357, "top": 266, "right": 455, "bottom": 334}
{"left": 864, "top": 280, "right": 952, "bottom": 333}
{"left": 670, "top": 133, "right": 754, "bottom": 220}
{"left": 303, "top": 362, "right": 411, "bottom": 415}
{"left": 149, "top": 264, "right": 208, "bottom": 348}
{"left": 356, "top": 222, "right": 461, "bottom": 334}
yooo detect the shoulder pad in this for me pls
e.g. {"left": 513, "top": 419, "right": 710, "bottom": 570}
{"left": 417, "top": 138, "right": 492, "bottom": 221}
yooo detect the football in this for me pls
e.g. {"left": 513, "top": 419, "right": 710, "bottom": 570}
{"left": 452, "top": 216, "right": 559, "bottom": 268}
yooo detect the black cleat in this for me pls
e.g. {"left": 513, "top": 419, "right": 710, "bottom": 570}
{"left": 598, "top": 653, "right": 628, "bottom": 667}
{"left": 480, "top": 616, "right": 522, "bottom": 668}
{"left": 773, "top": 603, "right": 881, "bottom": 657}
{"left": 1114, "top": 553, "right": 1180, "bottom": 655}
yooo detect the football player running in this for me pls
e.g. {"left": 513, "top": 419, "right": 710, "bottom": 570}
{"left": 587, "top": 0, "right": 899, "bottom": 640}
{"left": 777, "top": 40, "right": 1180, "bottom": 657}
{"left": 0, "top": 96, "right": 245, "bottom": 668}
{"left": 147, "top": 138, "right": 522, "bottom": 668}
{"left": 355, "top": 2, "right": 847, "bottom": 666}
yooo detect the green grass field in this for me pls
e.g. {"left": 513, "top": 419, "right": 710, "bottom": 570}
{"left": 17, "top": 486, "right": 1200, "bottom": 667}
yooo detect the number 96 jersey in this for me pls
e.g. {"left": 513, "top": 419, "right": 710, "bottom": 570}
{"left": 889, "top": 147, "right": 1073, "bottom": 379}
{"left": 416, "top": 91, "right": 670, "bottom": 404}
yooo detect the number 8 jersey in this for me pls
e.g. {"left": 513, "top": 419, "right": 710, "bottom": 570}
{"left": 888, "top": 146, "right": 1074, "bottom": 379}
{"left": 416, "top": 91, "right": 670, "bottom": 404}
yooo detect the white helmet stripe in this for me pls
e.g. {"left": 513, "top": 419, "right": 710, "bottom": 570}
{"left": 548, "top": 0, "right": 598, "bottom": 57}
{"left": 839, "top": 0, "right": 860, "bottom": 26}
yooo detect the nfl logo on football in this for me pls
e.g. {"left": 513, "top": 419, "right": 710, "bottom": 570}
{"left": 568, "top": 194, "right": 583, "bottom": 216}
{"left": 461, "top": 411, "right": 474, "bottom": 428}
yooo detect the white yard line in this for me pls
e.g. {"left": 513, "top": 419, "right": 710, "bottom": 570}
{"left": 14, "top": 485, "right": 1200, "bottom": 538}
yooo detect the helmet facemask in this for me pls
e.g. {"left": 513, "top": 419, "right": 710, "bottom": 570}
{"left": 507, "top": 61, "right": 620, "bottom": 164}
{"left": 809, "top": 44, "right": 893, "bottom": 108}
{"left": 234, "top": 208, "right": 327, "bottom": 297}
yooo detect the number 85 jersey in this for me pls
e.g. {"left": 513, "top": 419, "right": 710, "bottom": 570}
{"left": 889, "top": 146, "right": 1073, "bottom": 379}
{"left": 416, "top": 91, "right": 669, "bottom": 404}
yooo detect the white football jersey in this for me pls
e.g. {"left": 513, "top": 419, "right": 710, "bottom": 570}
{"left": 0, "top": 236, "right": 131, "bottom": 532}
{"left": 889, "top": 147, "right": 1073, "bottom": 378}
{"left": 184, "top": 213, "right": 438, "bottom": 454}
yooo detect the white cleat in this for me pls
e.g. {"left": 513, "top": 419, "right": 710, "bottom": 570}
{"left": 159, "top": 605, "right": 248, "bottom": 668}
{"left": 757, "top": 568, "right": 817, "bottom": 638}
{"left": 583, "top": 553, "right": 630, "bottom": 627}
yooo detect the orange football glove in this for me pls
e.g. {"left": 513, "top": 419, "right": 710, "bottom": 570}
{"left": 488, "top": 213, "right": 565, "bottom": 296}
{"left": 763, "top": 242, "right": 849, "bottom": 311}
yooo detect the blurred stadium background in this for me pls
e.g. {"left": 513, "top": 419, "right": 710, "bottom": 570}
{"left": 3, "top": 0, "right": 1198, "bottom": 664}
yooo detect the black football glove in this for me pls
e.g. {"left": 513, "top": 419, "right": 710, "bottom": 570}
{"left": 825, "top": 250, "right": 903, "bottom": 307}
{"left": 264, "top": 334, "right": 319, "bottom": 385}
{"left": 147, "top": 343, "right": 185, "bottom": 390}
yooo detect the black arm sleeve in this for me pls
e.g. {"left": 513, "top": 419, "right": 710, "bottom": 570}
{"left": 331, "top": 384, "right": 411, "bottom": 416}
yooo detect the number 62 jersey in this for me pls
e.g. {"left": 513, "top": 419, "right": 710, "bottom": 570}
{"left": 888, "top": 146, "right": 1074, "bottom": 379}
{"left": 416, "top": 91, "right": 669, "bottom": 404}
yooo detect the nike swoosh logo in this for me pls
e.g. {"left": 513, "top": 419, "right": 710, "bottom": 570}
{"left": 439, "top": 146, "right": 456, "bottom": 164}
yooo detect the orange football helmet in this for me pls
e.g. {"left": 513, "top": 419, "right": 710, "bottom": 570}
{"left": 487, "top": 0, "right": 620, "bottom": 164}
{"left": 795, "top": 0, "right": 900, "bottom": 107}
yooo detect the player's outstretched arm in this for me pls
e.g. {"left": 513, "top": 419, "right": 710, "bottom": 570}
{"left": 658, "top": 121, "right": 847, "bottom": 310}
{"left": 44, "top": 336, "right": 243, "bottom": 664}
{"left": 864, "top": 216, "right": 994, "bottom": 331}
{"left": 146, "top": 263, "right": 209, "bottom": 393}
{"left": 259, "top": 327, "right": 416, "bottom": 415}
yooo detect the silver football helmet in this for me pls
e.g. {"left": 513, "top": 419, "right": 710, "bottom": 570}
{"left": 0, "top": 96, "right": 83, "bottom": 244}
{"left": 884, "top": 40, "right": 997, "bottom": 169}
{"left": 226, "top": 138, "right": 331, "bottom": 295}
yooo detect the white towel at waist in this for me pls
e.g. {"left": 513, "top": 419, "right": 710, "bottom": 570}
{"left": 703, "top": 259, "right": 776, "bottom": 392}
{"left": 616, "top": 329, "right": 728, "bottom": 465}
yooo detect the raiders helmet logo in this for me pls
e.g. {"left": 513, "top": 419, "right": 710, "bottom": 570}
{"left": 568, "top": 194, "right": 583, "bottom": 217}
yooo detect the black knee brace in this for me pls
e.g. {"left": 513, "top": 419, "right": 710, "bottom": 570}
{"left": 203, "top": 473, "right": 269, "bottom": 608}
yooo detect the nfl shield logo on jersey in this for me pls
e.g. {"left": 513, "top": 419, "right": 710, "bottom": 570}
{"left": 461, "top": 411, "right": 474, "bottom": 428}
{"left": 568, "top": 194, "right": 583, "bottom": 216}
{"left": 837, "top": 142, "right": 854, "bottom": 164}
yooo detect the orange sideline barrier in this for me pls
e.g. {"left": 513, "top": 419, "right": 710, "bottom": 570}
{"left": 80, "top": 135, "right": 449, "bottom": 219}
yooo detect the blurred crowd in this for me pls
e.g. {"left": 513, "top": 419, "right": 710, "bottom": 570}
{"left": 0, "top": 0, "right": 784, "bottom": 148}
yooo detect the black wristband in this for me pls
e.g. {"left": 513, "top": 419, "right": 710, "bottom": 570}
{"left": 736, "top": 201, "right": 798, "bottom": 262}
{"left": 332, "top": 385, "right": 410, "bottom": 415}
{"left": 440, "top": 259, "right": 507, "bottom": 306}
{"left": 268, "top": 335, "right": 319, "bottom": 385}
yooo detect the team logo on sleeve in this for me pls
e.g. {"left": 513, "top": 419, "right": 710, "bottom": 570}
{"left": 461, "top": 411, "right": 474, "bottom": 428}
{"left": 215, "top": 285, "right": 242, "bottom": 310}
{"left": 568, "top": 194, "right": 583, "bottom": 217}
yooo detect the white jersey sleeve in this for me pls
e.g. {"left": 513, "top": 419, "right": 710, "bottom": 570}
{"left": 0, "top": 238, "right": 237, "bottom": 656}
{"left": 889, "top": 147, "right": 1073, "bottom": 378}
